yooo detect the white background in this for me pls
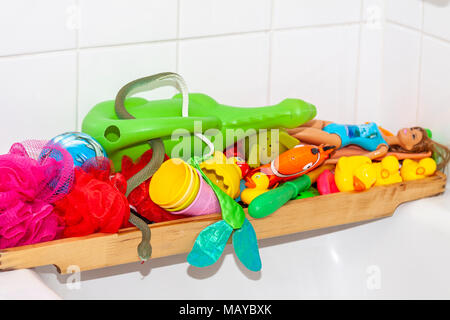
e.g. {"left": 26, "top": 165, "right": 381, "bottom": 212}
{"left": 0, "top": 0, "right": 449, "bottom": 299}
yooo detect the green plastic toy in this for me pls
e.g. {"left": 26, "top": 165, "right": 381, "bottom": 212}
{"left": 187, "top": 156, "right": 261, "bottom": 272}
{"left": 248, "top": 164, "right": 335, "bottom": 218}
{"left": 248, "top": 175, "right": 312, "bottom": 219}
{"left": 295, "top": 186, "right": 320, "bottom": 199}
{"left": 82, "top": 93, "right": 317, "bottom": 170}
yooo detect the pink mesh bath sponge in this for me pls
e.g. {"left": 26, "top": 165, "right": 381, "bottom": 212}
{"left": 0, "top": 140, "right": 74, "bottom": 249}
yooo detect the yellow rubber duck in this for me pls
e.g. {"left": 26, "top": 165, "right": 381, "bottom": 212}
{"left": 374, "top": 156, "right": 403, "bottom": 186}
{"left": 335, "top": 156, "right": 377, "bottom": 192}
{"left": 200, "top": 151, "right": 242, "bottom": 199}
{"left": 241, "top": 172, "right": 270, "bottom": 205}
{"left": 400, "top": 158, "right": 437, "bottom": 181}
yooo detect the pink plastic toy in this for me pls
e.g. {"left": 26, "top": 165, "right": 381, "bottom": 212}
{"left": 316, "top": 169, "right": 339, "bottom": 195}
{"left": 172, "top": 169, "right": 221, "bottom": 216}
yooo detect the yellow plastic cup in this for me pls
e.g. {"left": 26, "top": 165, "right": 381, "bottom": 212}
{"left": 149, "top": 158, "right": 193, "bottom": 207}
{"left": 167, "top": 167, "right": 200, "bottom": 211}
{"left": 164, "top": 164, "right": 197, "bottom": 210}
{"left": 169, "top": 168, "right": 200, "bottom": 211}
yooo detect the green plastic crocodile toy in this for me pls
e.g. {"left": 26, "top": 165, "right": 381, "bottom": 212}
{"left": 82, "top": 92, "right": 316, "bottom": 171}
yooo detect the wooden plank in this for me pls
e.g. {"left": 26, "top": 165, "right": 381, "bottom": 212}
{"left": 0, "top": 172, "right": 446, "bottom": 274}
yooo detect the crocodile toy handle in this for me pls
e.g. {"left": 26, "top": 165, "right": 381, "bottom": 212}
{"left": 115, "top": 72, "right": 189, "bottom": 120}
{"left": 115, "top": 73, "right": 215, "bottom": 158}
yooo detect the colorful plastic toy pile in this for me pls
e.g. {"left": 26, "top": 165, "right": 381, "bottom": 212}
{"left": 0, "top": 72, "right": 448, "bottom": 274}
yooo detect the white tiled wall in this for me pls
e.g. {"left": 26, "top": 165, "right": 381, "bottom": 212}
{"left": 178, "top": 33, "right": 270, "bottom": 106}
{"left": 272, "top": 0, "right": 361, "bottom": 28}
{"left": 385, "top": 0, "right": 450, "bottom": 144}
{"left": 78, "top": 0, "right": 178, "bottom": 47}
{"left": 0, "top": 0, "right": 77, "bottom": 56}
{"left": 0, "top": 52, "right": 78, "bottom": 144}
{"left": 355, "top": 0, "right": 385, "bottom": 124}
{"left": 380, "top": 23, "right": 421, "bottom": 131}
{"left": 179, "top": 0, "right": 271, "bottom": 37}
{"left": 78, "top": 42, "right": 178, "bottom": 120}
{"left": 270, "top": 25, "right": 360, "bottom": 122}
{"left": 418, "top": 36, "right": 450, "bottom": 144}
{"left": 385, "top": 0, "right": 423, "bottom": 29}
{"left": 1, "top": 0, "right": 449, "bottom": 154}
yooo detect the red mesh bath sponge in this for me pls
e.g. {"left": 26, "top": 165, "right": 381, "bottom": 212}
{"left": 54, "top": 158, "right": 130, "bottom": 238}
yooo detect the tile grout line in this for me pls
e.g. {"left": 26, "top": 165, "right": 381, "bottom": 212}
{"left": 421, "top": 31, "right": 450, "bottom": 45}
{"left": 386, "top": 19, "right": 422, "bottom": 32}
{"left": 0, "top": 21, "right": 364, "bottom": 60}
{"left": 273, "top": 20, "right": 363, "bottom": 33}
{"left": 352, "top": 0, "right": 364, "bottom": 124}
{"left": 386, "top": 19, "right": 450, "bottom": 45}
{"left": 1, "top": 20, "right": 447, "bottom": 61}
{"left": 378, "top": 0, "right": 386, "bottom": 122}
{"left": 0, "top": 47, "right": 77, "bottom": 59}
{"left": 266, "top": 0, "right": 275, "bottom": 105}
{"left": 74, "top": 0, "right": 80, "bottom": 131}
{"left": 175, "top": 0, "right": 181, "bottom": 73}
{"left": 416, "top": 0, "right": 425, "bottom": 125}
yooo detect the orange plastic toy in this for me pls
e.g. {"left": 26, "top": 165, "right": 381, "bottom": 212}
{"left": 245, "top": 144, "right": 336, "bottom": 188}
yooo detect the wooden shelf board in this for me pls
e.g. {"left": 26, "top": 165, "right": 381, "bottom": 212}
{"left": 0, "top": 172, "right": 446, "bottom": 274}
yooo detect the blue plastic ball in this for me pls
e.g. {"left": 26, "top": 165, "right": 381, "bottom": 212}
{"left": 43, "top": 132, "right": 107, "bottom": 167}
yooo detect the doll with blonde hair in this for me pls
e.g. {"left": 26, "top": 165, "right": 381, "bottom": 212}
{"left": 287, "top": 120, "right": 449, "bottom": 170}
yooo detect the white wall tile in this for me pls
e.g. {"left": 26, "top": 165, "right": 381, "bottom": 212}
{"left": 356, "top": 23, "right": 385, "bottom": 124}
{"left": 424, "top": 0, "right": 450, "bottom": 41}
{"left": 78, "top": 0, "right": 177, "bottom": 48}
{"left": 272, "top": 0, "right": 362, "bottom": 29}
{"left": 357, "top": 0, "right": 387, "bottom": 124}
{"left": 0, "top": 0, "right": 77, "bottom": 56}
{"left": 0, "top": 53, "right": 77, "bottom": 153}
{"left": 386, "top": 0, "right": 423, "bottom": 30}
{"left": 380, "top": 23, "right": 421, "bottom": 132}
{"left": 418, "top": 36, "right": 450, "bottom": 144}
{"left": 178, "top": 33, "right": 270, "bottom": 107}
{"left": 270, "top": 26, "right": 360, "bottom": 123}
{"left": 179, "top": 0, "right": 271, "bottom": 38}
{"left": 78, "top": 42, "right": 177, "bottom": 124}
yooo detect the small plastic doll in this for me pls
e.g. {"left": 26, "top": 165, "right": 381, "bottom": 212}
{"left": 287, "top": 120, "right": 449, "bottom": 170}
